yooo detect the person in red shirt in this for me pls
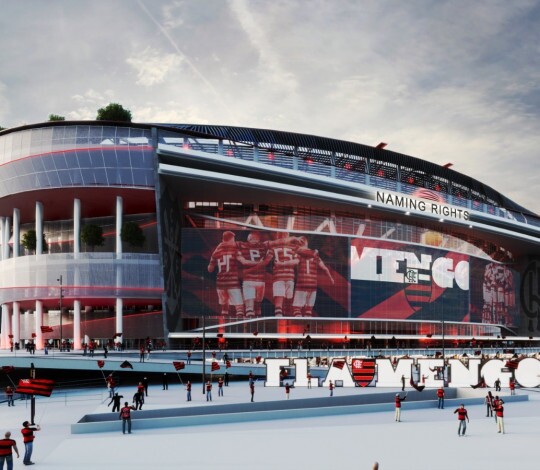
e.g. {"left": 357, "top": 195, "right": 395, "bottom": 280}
{"left": 0, "top": 431, "right": 19, "bottom": 470}
{"left": 119, "top": 402, "right": 136, "bottom": 434}
{"left": 218, "top": 377, "right": 224, "bottom": 397}
{"left": 454, "top": 404, "right": 469, "bottom": 436}
{"left": 307, "top": 373, "right": 312, "bottom": 389}
{"left": 395, "top": 393, "right": 407, "bottom": 422}
{"left": 493, "top": 401, "right": 505, "bottom": 434}
{"left": 437, "top": 387, "right": 445, "bottom": 409}
{"left": 206, "top": 381, "right": 213, "bottom": 401}
{"left": 186, "top": 381, "right": 192, "bottom": 401}
{"left": 208, "top": 231, "right": 245, "bottom": 318}
{"left": 5, "top": 386, "right": 14, "bottom": 407}
{"left": 21, "top": 421, "right": 40, "bottom": 465}
{"left": 509, "top": 378, "right": 516, "bottom": 395}
{"left": 285, "top": 383, "right": 291, "bottom": 399}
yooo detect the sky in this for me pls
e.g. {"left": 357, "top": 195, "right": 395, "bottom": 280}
{"left": 0, "top": 0, "right": 539, "bottom": 213}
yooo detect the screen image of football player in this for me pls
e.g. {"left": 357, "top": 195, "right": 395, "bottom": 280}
{"left": 237, "top": 231, "right": 273, "bottom": 317}
{"left": 293, "top": 236, "right": 335, "bottom": 317}
{"left": 482, "top": 262, "right": 515, "bottom": 326}
{"left": 207, "top": 231, "right": 245, "bottom": 317}
{"left": 267, "top": 232, "right": 301, "bottom": 316}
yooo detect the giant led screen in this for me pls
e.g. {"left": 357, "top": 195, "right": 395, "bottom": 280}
{"left": 179, "top": 228, "right": 520, "bottom": 328}
{"left": 180, "top": 229, "right": 350, "bottom": 319}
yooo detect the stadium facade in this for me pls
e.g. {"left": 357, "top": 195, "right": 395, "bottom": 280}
{"left": 0, "top": 121, "right": 539, "bottom": 351}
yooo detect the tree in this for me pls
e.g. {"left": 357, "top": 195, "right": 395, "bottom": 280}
{"left": 21, "top": 230, "right": 48, "bottom": 253}
{"left": 96, "top": 103, "right": 132, "bottom": 122}
{"left": 121, "top": 222, "right": 145, "bottom": 248}
{"left": 0, "top": 126, "right": 6, "bottom": 131}
{"left": 48, "top": 114, "right": 65, "bottom": 121}
{"left": 81, "top": 224, "right": 105, "bottom": 251}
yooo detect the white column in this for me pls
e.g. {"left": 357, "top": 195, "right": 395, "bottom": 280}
{"left": 0, "top": 217, "right": 4, "bottom": 261}
{"left": 35, "top": 300, "right": 43, "bottom": 349}
{"left": 36, "top": 202, "right": 44, "bottom": 255}
{"left": 0, "top": 304, "right": 11, "bottom": 349}
{"left": 116, "top": 196, "right": 123, "bottom": 256}
{"left": 73, "top": 198, "right": 81, "bottom": 254}
{"left": 12, "top": 302, "right": 20, "bottom": 345}
{"left": 115, "top": 196, "right": 123, "bottom": 337}
{"left": 116, "top": 298, "right": 123, "bottom": 337}
{"left": 73, "top": 300, "right": 81, "bottom": 350}
{"left": 13, "top": 209, "right": 20, "bottom": 257}
{"left": 2, "top": 217, "right": 10, "bottom": 260}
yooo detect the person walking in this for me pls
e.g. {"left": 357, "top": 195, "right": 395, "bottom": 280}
{"left": 186, "top": 381, "right": 192, "bottom": 401}
{"left": 285, "top": 383, "right": 291, "bottom": 399}
{"left": 142, "top": 377, "right": 149, "bottom": 396}
{"left": 21, "top": 421, "right": 40, "bottom": 465}
{"left": 108, "top": 392, "right": 124, "bottom": 413}
{"left": 206, "top": 381, "right": 213, "bottom": 401}
{"left": 329, "top": 380, "right": 334, "bottom": 397}
{"left": 119, "top": 402, "right": 136, "bottom": 434}
{"left": 139, "top": 346, "right": 145, "bottom": 363}
{"left": 162, "top": 373, "right": 169, "bottom": 390}
{"left": 187, "top": 350, "right": 192, "bottom": 365}
{"left": 494, "top": 378, "right": 501, "bottom": 392}
{"left": 5, "top": 386, "right": 14, "bottom": 407}
{"left": 307, "top": 372, "right": 312, "bottom": 389}
{"left": 454, "top": 404, "right": 469, "bottom": 436}
{"left": 395, "top": 393, "right": 406, "bottom": 422}
{"left": 437, "top": 387, "right": 445, "bottom": 409}
{"left": 224, "top": 371, "right": 229, "bottom": 386}
{"left": 0, "top": 431, "right": 19, "bottom": 470}
{"left": 493, "top": 400, "right": 505, "bottom": 434}
{"left": 509, "top": 378, "right": 516, "bottom": 395}
{"left": 485, "top": 391, "right": 494, "bottom": 417}
{"left": 401, "top": 375, "right": 406, "bottom": 391}
{"left": 493, "top": 396, "right": 504, "bottom": 423}
{"left": 218, "top": 377, "right": 224, "bottom": 397}
{"left": 250, "top": 381, "right": 255, "bottom": 402}
{"left": 132, "top": 391, "right": 144, "bottom": 410}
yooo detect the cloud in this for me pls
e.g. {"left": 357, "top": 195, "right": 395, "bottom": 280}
{"left": 0, "top": 82, "right": 10, "bottom": 125}
{"left": 126, "top": 47, "right": 182, "bottom": 87}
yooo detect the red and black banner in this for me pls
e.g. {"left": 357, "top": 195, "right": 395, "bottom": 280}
{"left": 211, "top": 362, "right": 220, "bottom": 371}
{"left": 40, "top": 325, "right": 54, "bottom": 333}
{"left": 15, "top": 378, "right": 55, "bottom": 397}
{"left": 173, "top": 361, "right": 185, "bottom": 371}
{"left": 97, "top": 360, "right": 105, "bottom": 369}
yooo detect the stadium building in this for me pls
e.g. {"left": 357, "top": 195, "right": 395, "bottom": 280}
{"left": 0, "top": 121, "right": 539, "bottom": 351}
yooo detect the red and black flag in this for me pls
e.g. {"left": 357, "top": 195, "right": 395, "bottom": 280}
{"left": 211, "top": 362, "right": 220, "bottom": 371}
{"left": 410, "top": 376, "right": 425, "bottom": 392}
{"left": 97, "top": 360, "right": 105, "bottom": 369}
{"left": 225, "top": 360, "right": 232, "bottom": 369}
{"left": 120, "top": 360, "right": 133, "bottom": 369}
{"left": 173, "top": 361, "right": 185, "bottom": 371}
{"left": 16, "top": 378, "right": 55, "bottom": 397}
{"left": 2, "top": 366, "right": 15, "bottom": 374}
{"left": 332, "top": 360, "right": 346, "bottom": 370}
{"left": 253, "top": 331, "right": 258, "bottom": 336}
{"left": 40, "top": 325, "right": 54, "bottom": 333}
{"left": 471, "top": 377, "right": 486, "bottom": 389}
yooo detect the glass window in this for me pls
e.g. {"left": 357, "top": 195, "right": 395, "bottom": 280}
{"left": 81, "top": 168, "right": 96, "bottom": 185}
{"left": 76, "top": 150, "right": 91, "bottom": 168}
{"left": 90, "top": 150, "right": 105, "bottom": 168}
{"left": 76, "top": 126, "right": 90, "bottom": 146}
{"left": 47, "top": 170, "right": 61, "bottom": 187}
{"left": 52, "top": 153, "right": 68, "bottom": 170}
{"left": 93, "top": 168, "right": 108, "bottom": 185}
{"left": 32, "top": 157, "right": 46, "bottom": 173}
{"left": 57, "top": 170, "right": 73, "bottom": 185}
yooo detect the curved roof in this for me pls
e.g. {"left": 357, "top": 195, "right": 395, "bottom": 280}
{"left": 164, "top": 124, "right": 535, "bottom": 217}
{"left": 1, "top": 121, "right": 536, "bottom": 217}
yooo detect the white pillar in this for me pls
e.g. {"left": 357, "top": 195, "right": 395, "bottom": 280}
{"left": 116, "top": 298, "right": 123, "bottom": 337}
{"left": 12, "top": 302, "right": 20, "bottom": 345}
{"left": 73, "top": 300, "right": 81, "bottom": 350}
{"left": 73, "top": 198, "right": 81, "bottom": 254}
{"left": 36, "top": 202, "right": 44, "bottom": 255}
{"left": 116, "top": 196, "right": 123, "bottom": 256}
{"left": 0, "top": 217, "right": 4, "bottom": 261}
{"left": 0, "top": 304, "right": 11, "bottom": 349}
{"left": 35, "top": 300, "right": 43, "bottom": 349}
{"left": 2, "top": 217, "right": 10, "bottom": 260}
{"left": 115, "top": 196, "right": 123, "bottom": 337}
{"left": 13, "top": 209, "right": 20, "bottom": 257}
